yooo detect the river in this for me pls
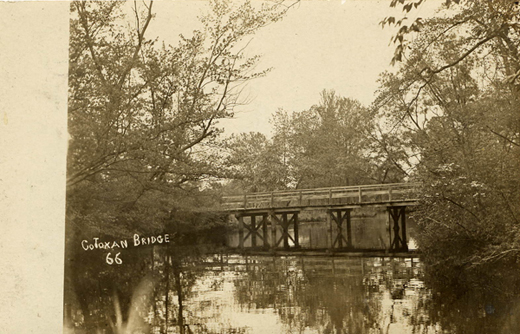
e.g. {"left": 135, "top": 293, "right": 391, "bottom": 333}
{"left": 154, "top": 254, "right": 520, "bottom": 334}
{"left": 66, "top": 249, "right": 520, "bottom": 334}
{"left": 176, "top": 255, "right": 424, "bottom": 334}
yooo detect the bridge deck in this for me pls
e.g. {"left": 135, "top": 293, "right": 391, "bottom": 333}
{"left": 221, "top": 182, "right": 419, "bottom": 212}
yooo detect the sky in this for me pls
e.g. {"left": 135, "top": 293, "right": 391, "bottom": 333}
{"left": 148, "top": 0, "right": 439, "bottom": 136}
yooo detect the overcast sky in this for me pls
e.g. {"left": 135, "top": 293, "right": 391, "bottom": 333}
{"left": 149, "top": 0, "right": 439, "bottom": 136}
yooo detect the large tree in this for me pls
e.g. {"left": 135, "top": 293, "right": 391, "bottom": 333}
{"left": 67, "top": 0, "right": 289, "bottom": 233}
{"left": 375, "top": 0, "right": 520, "bottom": 295}
{"left": 65, "top": 1, "right": 290, "bottom": 331}
{"left": 288, "top": 90, "right": 379, "bottom": 188}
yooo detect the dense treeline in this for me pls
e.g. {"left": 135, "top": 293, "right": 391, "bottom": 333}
{"left": 223, "top": 89, "right": 407, "bottom": 193}
{"left": 373, "top": 1, "right": 520, "bottom": 326}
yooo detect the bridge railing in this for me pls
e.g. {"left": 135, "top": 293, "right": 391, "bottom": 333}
{"left": 221, "top": 182, "right": 419, "bottom": 211}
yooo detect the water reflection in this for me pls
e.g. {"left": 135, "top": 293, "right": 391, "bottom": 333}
{"left": 66, "top": 252, "right": 520, "bottom": 334}
{"left": 182, "top": 255, "right": 430, "bottom": 334}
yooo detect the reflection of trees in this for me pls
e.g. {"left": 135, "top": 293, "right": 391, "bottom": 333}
{"left": 65, "top": 244, "right": 249, "bottom": 334}
{"left": 303, "top": 276, "right": 369, "bottom": 333}
{"left": 67, "top": 247, "right": 520, "bottom": 334}
{"left": 419, "top": 259, "right": 520, "bottom": 334}
{"left": 64, "top": 231, "right": 155, "bottom": 333}
{"left": 230, "top": 256, "right": 448, "bottom": 334}
{"left": 232, "top": 257, "right": 401, "bottom": 334}
{"left": 64, "top": 210, "right": 233, "bottom": 334}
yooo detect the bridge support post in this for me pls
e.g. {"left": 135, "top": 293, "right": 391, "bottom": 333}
{"left": 251, "top": 215, "right": 257, "bottom": 247}
{"left": 282, "top": 213, "right": 289, "bottom": 249}
{"left": 270, "top": 211, "right": 276, "bottom": 251}
{"left": 346, "top": 210, "right": 352, "bottom": 248}
{"left": 327, "top": 210, "right": 333, "bottom": 252}
{"left": 269, "top": 211, "right": 300, "bottom": 250}
{"left": 388, "top": 206, "right": 408, "bottom": 252}
{"left": 294, "top": 213, "right": 300, "bottom": 248}
{"left": 236, "top": 214, "right": 244, "bottom": 250}
{"left": 328, "top": 209, "right": 353, "bottom": 250}
{"left": 236, "top": 213, "right": 271, "bottom": 250}
{"left": 262, "top": 214, "right": 269, "bottom": 250}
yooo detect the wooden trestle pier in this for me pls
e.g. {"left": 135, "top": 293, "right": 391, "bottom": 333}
{"left": 221, "top": 183, "right": 419, "bottom": 253}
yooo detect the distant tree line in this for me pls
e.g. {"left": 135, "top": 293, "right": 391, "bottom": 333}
{"left": 223, "top": 89, "right": 407, "bottom": 193}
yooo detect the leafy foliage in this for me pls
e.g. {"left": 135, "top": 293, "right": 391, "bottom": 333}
{"left": 223, "top": 131, "right": 289, "bottom": 192}
{"left": 65, "top": 1, "right": 291, "bottom": 332}
{"left": 67, "top": 0, "right": 288, "bottom": 233}
{"left": 288, "top": 91, "right": 379, "bottom": 187}
{"left": 376, "top": 0, "right": 520, "bottom": 298}
{"left": 224, "top": 90, "right": 405, "bottom": 193}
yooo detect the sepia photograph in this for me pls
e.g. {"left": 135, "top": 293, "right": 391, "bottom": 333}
{"left": 63, "top": 0, "right": 520, "bottom": 333}
{"left": 2, "top": 0, "right": 520, "bottom": 333}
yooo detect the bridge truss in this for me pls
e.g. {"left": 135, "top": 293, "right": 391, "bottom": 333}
{"left": 222, "top": 183, "right": 418, "bottom": 253}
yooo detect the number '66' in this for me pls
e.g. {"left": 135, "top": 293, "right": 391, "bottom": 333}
{"left": 106, "top": 252, "right": 122, "bottom": 265}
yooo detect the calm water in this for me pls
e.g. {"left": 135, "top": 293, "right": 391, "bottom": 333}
{"left": 67, "top": 251, "right": 520, "bottom": 334}
{"left": 157, "top": 255, "right": 433, "bottom": 334}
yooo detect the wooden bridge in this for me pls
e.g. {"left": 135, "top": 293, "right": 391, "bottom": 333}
{"left": 221, "top": 183, "right": 419, "bottom": 253}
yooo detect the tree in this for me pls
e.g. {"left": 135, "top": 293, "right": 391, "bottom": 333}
{"left": 288, "top": 90, "right": 382, "bottom": 188}
{"left": 65, "top": 1, "right": 291, "bottom": 331}
{"left": 223, "top": 90, "right": 401, "bottom": 193}
{"left": 223, "top": 131, "right": 290, "bottom": 192}
{"left": 374, "top": 0, "right": 520, "bottom": 298}
{"left": 67, "top": 0, "right": 289, "bottom": 225}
